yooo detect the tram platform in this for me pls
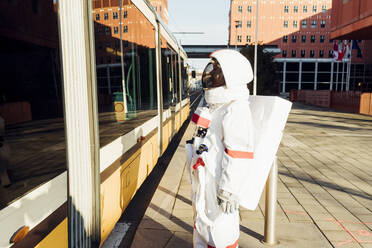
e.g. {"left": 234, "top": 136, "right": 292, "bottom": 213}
{"left": 105, "top": 102, "right": 372, "bottom": 248}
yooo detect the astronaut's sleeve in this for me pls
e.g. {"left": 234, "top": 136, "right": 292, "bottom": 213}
{"left": 219, "top": 101, "right": 255, "bottom": 195}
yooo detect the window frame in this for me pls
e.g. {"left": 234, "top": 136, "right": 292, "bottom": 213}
{"left": 301, "top": 35, "right": 306, "bottom": 43}
{"left": 301, "top": 20, "right": 307, "bottom": 28}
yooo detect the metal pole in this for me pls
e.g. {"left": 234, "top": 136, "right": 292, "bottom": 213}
{"left": 253, "top": 0, "right": 259, "bottom": 95}
{"left": 119, "top": 0, "right": 128, "bottom": 113}
{"left": 330, "top": 61, "right": 334, "bottom": 90}
{"left": 341, "top": 61, "right": 345, "bottom": 91}
{"left": 336, "top": 62, "right": 339, "bottom": 91}
{"left": 314, "top": 61, "right": 318, "bottom": 90}
{"left": 346, "top": 40, "right": 353, "bottom": 91}
{"left": 298, "top": 61, "right": 302, "bottom": 90}
{"left": 282, "top": 61, "right": 286, "bottom": 93}
{"left": 262, "top": 156, "right": 279, "bottom": 245}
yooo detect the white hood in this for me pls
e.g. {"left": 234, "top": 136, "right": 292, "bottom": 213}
{"left": 204, "top": 49, "right": 253, "bottom": 105}
{"left": 211, "top": 49, "right": 253, "bottom": 88}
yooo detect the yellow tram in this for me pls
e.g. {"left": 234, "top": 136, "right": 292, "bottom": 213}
{"left": 0, "top": 0, "right": 191, "bottom": 247}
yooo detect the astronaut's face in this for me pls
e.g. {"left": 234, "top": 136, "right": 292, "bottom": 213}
{"left": 202, "top": 59, "right": 226, "bottom": 89}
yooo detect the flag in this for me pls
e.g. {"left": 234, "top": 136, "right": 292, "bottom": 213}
{"left": 352, "top": 40, "right": 362, "bottom": 58}
{"left": 333, "top": 40, "right": 339, "bottom": 61}
{"left": 337, "top": 40, "right": 345, "bottom": 61}
{"left": 343, "top": 40, "right": 351, "bottom": 59}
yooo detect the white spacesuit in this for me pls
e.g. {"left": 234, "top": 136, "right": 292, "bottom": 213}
{"left": 187, "top": 49, "right": 254, "bottom": 248}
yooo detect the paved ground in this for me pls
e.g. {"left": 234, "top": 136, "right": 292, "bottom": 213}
{"left": 130, "top": 102, "right": 372, "bottom": 248}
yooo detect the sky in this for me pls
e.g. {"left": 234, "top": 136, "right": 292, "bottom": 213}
{"left": 167, "top": 0, "right": 231, "bottom": 71}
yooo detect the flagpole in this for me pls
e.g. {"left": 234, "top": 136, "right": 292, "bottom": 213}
{"left": 341, "top": 61, "right": 345, "bottom": 91}
{"left": 336, "top": 62, "right": 339, "bottom": 91}
{"left": 346, "top": 40, "right": 353, "bottom": 91}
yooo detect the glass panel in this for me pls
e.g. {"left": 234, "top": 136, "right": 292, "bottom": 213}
{"left": 0, "top": 0, "right": 65, "bottom": 209}
{"left": 181, "top": 59, "right": 188, "bottom": 100}
{"left": 93, "top": 1, "right": 157, "bottom": 147}
{"left": 161, "top": 42, "right": 178, "bottom": 109}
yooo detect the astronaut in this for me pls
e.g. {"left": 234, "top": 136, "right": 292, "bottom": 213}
{"left": 187, "top": 49, "right": 254, "bottom": 248}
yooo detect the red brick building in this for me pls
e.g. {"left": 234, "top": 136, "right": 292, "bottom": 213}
{"left": 228, "top": 0, "right": 371, "bottom": 93}
{"left": 229, "top": 0, "right": 335, "bottom": 59}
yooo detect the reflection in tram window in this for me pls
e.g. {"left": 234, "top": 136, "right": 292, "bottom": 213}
{"left": 93, "top": 1, "right": 157, "bottom": 147}
{"left": 161, "top": 41, "right": 180, "bottom": 109}
{"left": 0, "top": 0, "right": 65, "bottom": 209}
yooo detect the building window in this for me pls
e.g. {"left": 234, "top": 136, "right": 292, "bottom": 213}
{"left": 283, "top": 35, "right": 288, "bottom": 43}
{"left": 321, "top": 20, "right": 326, "bottom": 28}
{"left": 282, "top": 50, "right": 287, "bottom": 57}
{"left": 301, "top": 35, "right": 306, "bottom": 43}
{"left": 301, "top": 20, "right": 307, "bottom": 28}
{"left": 95, "top": 13, "right": 100, "bottom": 21}
{"left": 330, "top": 39, "right": 334, "bottom": 43}
{"left": 312, "top": 5, "right": 317, "bottom": 13}
{"left": 284, "top": 6, "right": 289, "bottom": 13}
{"left": 113, "top": 12, "right": 118, "bottom": 19}
{"left": 284, "top": 20, "right": 288, "bottom": 28}
{"left": 320, "top": 35, "right": 325, "bottom": 43}
{"left": 292, "top": 50, "right": 296, "bottom": 57}
{"left": 237, "top": 20, "right": 242, "bottom": 28}
{"left": 293, "top": 20, "right": 298, "bottom": 28}
{"left": 124, "top": 10, "right": 128, "bottom": 18}
{"left": 237, "top": 35, "right": 242, "bottom": 43}
{"left": 247, "top": 20, "right": 251, "bottom": 28}
{"left": 123, "top": 25, "right": 128, "bottom": 33}
{"left": 292, "top": 35, "right": 297, "bottom": 43}
{"left": 294, "top": 6, "right": 298, "bottom": 13}
{"left": 105, "top": 27, "right": 110, "bottom": 35}
{"left": 104, "top": 13, "right": 108, "bottom": 20}
{"left": 311, "top": 35, "right": 316, "bottom": 43}
{"left": 319, "top": 50, "right": 324, "bottom": 57}
{"left": 97, "top": 27, "right": 102, "bottom": 34}
{"left": 329, "top": 50, "right": 333, "bottom": 58}
{"left": 310, "top": 50, "right": 315, "bottom": 57}
{"left": 322, "top": 5, "right": 327, "bottom": 13}
{"left": 247, "top": 35, "right": 251, "bottom": 43}
{"left": 238, "top": 6, "right": 243, "bottom": 12}
{"left": 311, "top": 20, "right": 317, "bottom": 28}
{"left": 248, "top": 6, "right": 252, "bottom": 13}
{"left": 301, "top": 50, "right": 306, "bottom": 57}
{"left": 303, "top": 5, "right": 307, "bottom": 13}
{"left": 114, "top": 26, "right": 118, "bottom": 34}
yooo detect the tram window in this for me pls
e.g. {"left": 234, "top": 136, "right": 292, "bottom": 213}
{"left": 161, "top": 41, "right": 179, "bottom": 109}
{"left": 181, "top": 59, "right": 188, "bottom": 100}
{"left": 93, "top": 2, "right": 157, "bottom": 147}
{"left": 0, "top": 1, "right": 66, "bottom": 209}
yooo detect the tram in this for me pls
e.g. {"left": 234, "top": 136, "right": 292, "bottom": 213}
{"left": 0, "top": 0, "right": 192, "bottom": 247}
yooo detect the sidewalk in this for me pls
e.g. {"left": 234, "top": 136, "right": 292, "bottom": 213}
{"left": 131, "top": 103, "right": 372, "bottom": 248}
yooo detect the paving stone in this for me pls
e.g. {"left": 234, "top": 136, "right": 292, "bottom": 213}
{"left": 128, "top": 103, "right": 372, "bottom": 248}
